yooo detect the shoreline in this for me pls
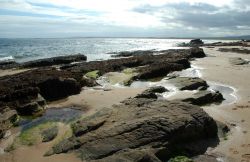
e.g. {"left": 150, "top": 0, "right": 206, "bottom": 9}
{"left": 192, "top": 46, "right": 250, "bottom": 162}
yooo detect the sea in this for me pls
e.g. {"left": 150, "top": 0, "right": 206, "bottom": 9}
{"left": 0, "top": 38, "right": 236, "bottom": 63}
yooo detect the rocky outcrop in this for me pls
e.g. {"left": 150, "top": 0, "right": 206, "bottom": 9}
{"left": 46, "top": 97, "right": 218, "bottom": 161}
{"left": 38, "top": 77, "right": 81, "bottom": 101}
{"left": 229, "top": 57, "right": 249, "bottom": 65}
{"left": 109, "top": 48, "right": 206, "bottom": 59}
{"left": 135, "top": 62, "right": 188, "bottom": 80}
{"left": 190, "top": 39, "right": 204, "bottom": 46}
{"left": 190, "top": 47, "right": 206, "bottom": 58}
{"left": 205, "top": 41, "right": 250, "bottom": 47}
{"left": 0, "top": 109, "right": 19, "bottom": 138}
{"left": 168, "top": 77, "right": 208, "bottom": 90}
{"left": 181, "top": 90, "right": 224, "bottom": 106}
{"left": 21, "top": 54, "right": 87, "bottom": 68}
{"left": 0, "top": 68, "right": 82, "bottom": 116}
{"left": 218, "top": 48, "right": 250, "bottom": 54}
{"left": 109, "top": 50, "right": 154, "bottom": 58}
{"left": 178, "top": 39, "right": 204, "bottom": 47}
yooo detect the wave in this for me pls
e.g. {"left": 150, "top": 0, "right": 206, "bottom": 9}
{"left": 0, "top": 56, "right": 14, "bottom": 62}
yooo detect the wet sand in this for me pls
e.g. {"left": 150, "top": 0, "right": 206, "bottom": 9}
{"left": 193, "top": 46, "right": 250, "bottom": 162}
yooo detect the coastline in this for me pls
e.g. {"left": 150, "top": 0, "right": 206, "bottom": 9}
{"left": 193, "top": 46, "right": 250, "bottom": 162}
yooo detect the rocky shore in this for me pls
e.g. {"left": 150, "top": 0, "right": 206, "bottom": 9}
{"left": 0, "top": 46, "right": 235, "bottom": 162}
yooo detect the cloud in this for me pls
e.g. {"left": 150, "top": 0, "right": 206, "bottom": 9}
{"left": 0, "top": 0, "right": 250, "bottom": 37}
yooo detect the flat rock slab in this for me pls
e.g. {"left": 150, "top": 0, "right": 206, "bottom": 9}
{"left": 47, "top": 98, "right": 218, "bottom": 162}
{"left": 168, "top": 77, "right": 208, "bottom": 90}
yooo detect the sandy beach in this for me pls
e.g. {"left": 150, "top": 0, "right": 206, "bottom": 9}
{"left": 193, "top": 46, "right": 250, "bottom": 162}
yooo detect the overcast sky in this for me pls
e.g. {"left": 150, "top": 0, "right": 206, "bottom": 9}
{"left": 0, "top": 0, "right": 250, "bottom": 38}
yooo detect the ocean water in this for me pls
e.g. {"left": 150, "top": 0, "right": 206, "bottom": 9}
{"left": 0, "top": 38, "right": 235, "bottom": 63}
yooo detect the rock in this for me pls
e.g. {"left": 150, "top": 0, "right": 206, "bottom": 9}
{"left": 181, "top": 90, "right": 224, "bottom": 106}
{"left": 21, "top": 54, "right": 87, "bottom": 68}
{"left": 204, "top": 41, "right": 249, "bottom": 47}
{"left": 177, "top": 40, "right": 204, "bottom": 47}
{"left": 218, "top": 48, "right": 250, "bottom": 54}
{"left": 71, "top": 108, "right": 112, "bottom": 137}
{"left": 110, "top": 50, "right": 154, "bottom": 58}
{"left": 168, "top": 77, "right": 208, "bottom": 90}
{"left": 16, "top": 101, "right": 44, "bottom": 116}
{"left": 48, "top": 98, "right": 218, "bottom": 161}
{"left": 135, "top": 61, "right": 189, "bottom": 80}
{"left": 0, "top": 109, "right": 19, "bottom": 138}
{"left": 0, "top": 68, "right": 82, "bottom": 116}
{"left": 190, "top": 39, "right": 204, "bottom": 46}
{"left": 190, "top": 48, "right": 206, "bottom": 58}
{"left": 0, "top": 61, "right": 19, "bottom": 70}
{"left": 135, "top": 86, "right": 168, "bottom": 99}
{"left": 42, "top": 126, "right": 58, "bottom": 142}
{"left": 229, "top": 57, "right": 249, "bottom": 65}
{"left": 38, "top": 77, "right": 81, "bottom": 101}
{"left": 80, "top": 76, "right": 99, "bottom": 87}
{"left": 66, "top": 48, "right": 203, "bottom": 76}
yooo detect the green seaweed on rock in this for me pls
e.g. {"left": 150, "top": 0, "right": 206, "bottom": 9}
{"left": 168, "top": 156, "right": 194, "bottom": 162}
{"left": 84, "top": 70, "right": 100, "bottom": 79}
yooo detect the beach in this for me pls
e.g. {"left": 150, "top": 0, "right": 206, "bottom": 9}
{"left": 194, "top": 46, "right": 250, "bottom": 162}
{"left": 0, "top": 41, "right": 250, "bottom": 162}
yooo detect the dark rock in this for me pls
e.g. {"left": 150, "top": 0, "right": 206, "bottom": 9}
{"left": 110, "top": 50, "right": 154, "bottom": 58}
{"left": 47, "top": 98, "right": 218, "bottom": 161}
{"left": 190, "top": 39, "right": 204, "bottom": 46}
{"left": 190, "top": 48, "right": 206, "bottom": 58}
{"left": 146, "top": 86, "right": 168, "bottom": 93}
{"left": 66, "top": 48, "right": 203, "bottom": 76}
{"left": 0, "top": 68, "right": 82, "bottom": 115}
{"left": 38, "top": 77, "right": 81, "bottom": 101}
{"left": 42, "top": 126, "right": 58, "bottom": 142}
{"left": 135, "top": 61, "right": 189, "bottom": 80}
{"left": 181, "top": 90, "right": 224, "bottom": 106}
{"left": 177, "top": 39, "right": 204, "bottom": 47}
{"left": 21, "top": 54, "right": 87, "bottom": 68}
{"left": 168, "top": 77, "right": 209, "bottom": 90}
{"left": 135, "top": 86, "right": 168, "bottom": 99}
{"left": 229, "top": 57, "right": 249, "bottom": 65}
{"left": 16, "top": 102, "right": 44, "bottom": 116}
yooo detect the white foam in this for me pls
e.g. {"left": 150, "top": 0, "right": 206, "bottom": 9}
{"left": 0, "top": 56, "right": 14, "bottom": 62}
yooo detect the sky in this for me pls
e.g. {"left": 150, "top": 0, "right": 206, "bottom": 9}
{"left": 0, "top": 0, "right": 250, "bottom": 38}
